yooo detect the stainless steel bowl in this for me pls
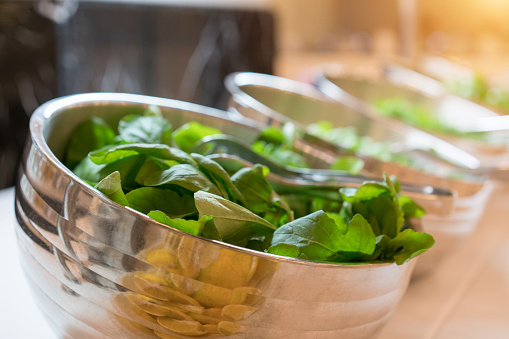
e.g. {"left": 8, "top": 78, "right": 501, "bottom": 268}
{"left": 15, "top": 93, "right": 417, "bottom": 339}
{"left": 225, "top": 72, "right": 493, "bottom": 278}
{"left": 377, "top": 62, "right": 509, "bottom": 178}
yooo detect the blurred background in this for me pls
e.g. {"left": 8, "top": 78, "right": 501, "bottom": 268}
{"left": 2, "top": 0, "right": 509, "bottom": 189}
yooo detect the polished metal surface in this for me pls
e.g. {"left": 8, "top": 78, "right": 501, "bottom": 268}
{"left": 224, "top": 72, "right": 494, "bottom": 277}
{"left": 15, "top": 93, "right": 417, "bottom": 339}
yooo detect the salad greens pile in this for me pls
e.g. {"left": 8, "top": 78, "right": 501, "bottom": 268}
{"left": 444, "top": 74, "right": 509, "bottom": 114}
{"left": 305, "top": 121, "right": 417, "bottom": 168}
{"left": 64, "top": 106, "right": 434, "bottom": 265}
{"left": 252, "top": 123, "right": 365, "bottom": 175}
{"left": 373, "top": 98, "right": 464, "bottom": 136}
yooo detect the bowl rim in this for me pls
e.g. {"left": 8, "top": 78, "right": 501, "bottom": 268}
{"left": 29, "top": 92, "right": 403, "bottom": 270}
{"left": 224, "top": 71, "right": 492, "bottom": 194}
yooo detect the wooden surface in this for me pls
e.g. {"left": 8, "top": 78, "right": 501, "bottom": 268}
{"left": 380, "top": 179, "right": 509, "bottom": 339}
{"left": 2, "top": 179, "right": 509, "bottom": 338}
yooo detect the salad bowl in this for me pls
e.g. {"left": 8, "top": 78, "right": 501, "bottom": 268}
{"left": 374, "top": 61, "right": 509, "bottom": 177}
{"left": 225, "top": 72, "right": 494, "bottom": 277}
{"left": 16, "top": 93, "right": 422, "bottom": 339}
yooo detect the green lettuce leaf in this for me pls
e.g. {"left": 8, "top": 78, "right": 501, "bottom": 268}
{"left": 117, "top": 114, "right": 173, "bottom": 145}
{"left": 65, "top": 117, "right": 115, "bottom": 170}
{"left": 191, "top": 153, "right": 245, "bottom": 204}
{"left": 231, "top": 164, "right": 293, "bottom": 227}
{"left": 172, "top": 122, "right": 222, "bottom": 152}
{"left": 135, "top": 162, "right": 221, "bottom": 196}
{"left": 267, "top": 243, "right": 300, "bottom": 258}
{"left": 94, "top": 171, "right": 128, "bottom": 206}
{"left": 148, "top": 210, "right": 211, "bottom": 236}
{"left": 194, "top": 191, "right": 276, "bottom": 247}
{"left": 387, "top": 229, "right": 435, "bottom": 265}
{"left": 125, "top": 187, "right": 197, "bottom": 218}
{"left": 89, "top": 144, "right": 194, "bottom": 166}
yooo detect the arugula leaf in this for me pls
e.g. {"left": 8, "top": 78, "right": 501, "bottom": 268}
{"left": 65, "top": 117, "right": 116, "bottom": 170}
{"left": 387, "top": 229, "right": 435, "bottom": 265}
{"left": 94, "top": 171, "right": 128, "bottom": 206}
{"left": 125, "top": 187, "right": 197, "bottom": 218}
{"left": 172, "top": 122, "right": 222, "bottom": 152}
{"left": 194, "top": 191, "right": 276, "bottom": 247}
{"left": 117, "top": 115, "right": 173, "bottom": 145}
{"left": 148, "top": 211, "right": 211, "bottom": 236}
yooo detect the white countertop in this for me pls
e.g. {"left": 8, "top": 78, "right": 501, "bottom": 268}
{"left": 3, "top": 181, "right": 509, "bottom": 338}
{"left": 0, "top": 187, "right": 56, "bottom": 339}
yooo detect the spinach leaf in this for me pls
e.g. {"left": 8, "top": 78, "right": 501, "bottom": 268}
{"left": 270, "top": 210, "right": 345, "bottom": 261}
{"left": 135, "top": 163, "right": 222, "bottom": 196}
{"left": 267, "top": 243, "right": 300, "bottom": 258}
{"left": 387, "top": 229, "right": 435, "bottom": 265}
{"left": 148, "top": 211, "right": 211, "bottom": 236}
{"left": 339, "top": 176, "right": 404, "bottom": 238}
{"left": 271, "top": 211, "right": 377, "bottom": 262}
{"left": 65, "top": 117, "right": 116, "bottom": 170}
{"left": 399, "top": 195, "right": 426, "bottom": 219}
{"left": 231, "top": 164, "right": 293, "bottom": 226}
{"left": 73, "top": 157, "right": 105, "bottom": 185}
{"left": 94, "top": 171, "right": 128, "bottom": 206}
{"left": 194, "top": 191, "right": 276, "bottom": 247}
{"left": 125, "top": 187, "right": 197, "bottom": 218}
{"left": 89, "top": 144, "right": 195, "bottom": 166}
{"left": 334, "top": 214, "right": 376, "bottom": 261}
{"left": 191, "top": 153, "right": 245, "bottom": 205}
{"left": 172, "top": 122, "right": 221, "bottom": 152}
{"left": 74, "top": 154, "right": 145, "bottom": 189}
{"left": 117, "top": 115, "right": 173, "bottom": 145}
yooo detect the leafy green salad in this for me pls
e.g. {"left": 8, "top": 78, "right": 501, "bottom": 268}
{"left": 251, "top": 122, "right": 366, "bottom": 175}
{"left": 373, "top": 98, "right": 464, "bottom": 136}
{"left": 444, "top": 74, "right": 509, "bottom": 114}
{"left": 305, "top": 121, "right": 418, "bottom": 168}
{"left": 64, "top": 106, "right": 434, "bottom": 265}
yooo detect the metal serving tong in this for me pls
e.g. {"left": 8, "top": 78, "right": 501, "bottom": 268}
{"left": 192, "top": 135, "right": 456, "bottom": 216}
